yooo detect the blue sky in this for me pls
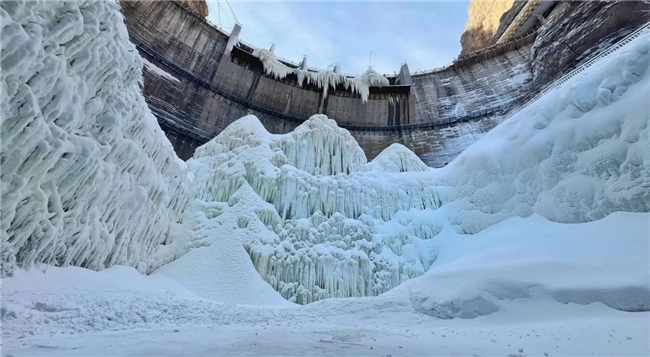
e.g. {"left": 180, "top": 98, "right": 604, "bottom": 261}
{"left": 206, "top": 1, "right": 469, "bottom": 75}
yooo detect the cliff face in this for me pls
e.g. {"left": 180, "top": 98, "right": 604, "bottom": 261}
{"left": 530, "top": 1, "right": 650, "bottom": 89}
{"left": 180, "top": 0, "right": 208, "bottom": 17}
{"left": 459, "top": 0, "right": 516, "bottom": 55}
{"left": 491, "top": 0, "right": 528, "bottom": 44}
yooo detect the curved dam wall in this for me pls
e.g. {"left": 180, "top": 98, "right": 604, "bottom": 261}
{"left": 120, "top": 0, "right": 532, "bottom": 166}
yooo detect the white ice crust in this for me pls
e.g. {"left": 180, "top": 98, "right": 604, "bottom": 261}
{"left": 0, "top": 0, "right": 193, "bottom": 275}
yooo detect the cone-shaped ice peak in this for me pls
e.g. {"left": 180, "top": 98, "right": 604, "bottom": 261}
{"left": 278, "top": 115, "right": 367, "bottom": 176}
{"left": 370, "top": 144, "right": 430, "bottom": 173}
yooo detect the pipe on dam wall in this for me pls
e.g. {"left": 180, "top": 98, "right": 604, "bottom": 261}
{"left": 119, "top": 0, "right": 534, "bottom": 165}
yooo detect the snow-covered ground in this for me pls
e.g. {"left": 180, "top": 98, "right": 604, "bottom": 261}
{"left": 2, "top": 0, "right": 649, "bottom": 355}
{"left": 2, "top": 213, "right": 648, "bottom": 356}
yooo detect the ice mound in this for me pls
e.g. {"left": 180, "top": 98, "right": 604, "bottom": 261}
{"left": 0, "top": 0, "right": 192, "bottom": 275}
{"left": 154, "top": 184, "right": 294, "bottom": 306}
{"left": 186, "top": 115, "right": 443, "bottom": 303}
{"left": 368, "top": 143, "right": 430, "bottom": 173}
{"left": 184, "top": 30, "right": 649, "bottom": 304}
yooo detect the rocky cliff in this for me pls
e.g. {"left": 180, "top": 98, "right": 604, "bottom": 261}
{"left": 530, "top": 1, "right": 650, "bottom": 89}
{"left": 491, "top": 0, "right": 528, "bottom": 44}
{"left": 459, "top": 0, "right": 516, "bottom": 55}
{"left": 180, "top": 0, "right": 208, "bottom": 17}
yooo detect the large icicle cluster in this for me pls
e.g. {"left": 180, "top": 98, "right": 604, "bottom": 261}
{"left": 252, "top": 48, "right": 389, "bottom": 103}
{"left": 186, "top": 31, "right": 649, "bottom": 304}
{"left": 188, "top": 115, "right": 443, "bottom": 303}
{"left": 0, "top": 0, "right": 192, "bottom": 275}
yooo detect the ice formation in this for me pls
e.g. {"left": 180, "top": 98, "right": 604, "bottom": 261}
{"left": 440, "top": 32, "right": 650, "bottom": 232}
{"left": 185, "top": 30, "right": 649, "bottom": 303}
{"left": 0, "top": 0, "right": 192, "bottom": 275}
{"left": 1, "top": 0, "right": 648, "bottom": 309}
{"left": 252, "top": 47, "right": 389, "bottom": 103}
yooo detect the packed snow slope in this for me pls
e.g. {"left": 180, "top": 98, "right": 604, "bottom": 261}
{"left": 0, "top": 0, "right": 193, "bottom": 275}
{"left": 172, "top": 28, "right": 649, "bottom": 304}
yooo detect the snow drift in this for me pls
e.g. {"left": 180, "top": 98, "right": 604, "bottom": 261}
{"left": 173, "top": 28, "right": 649, "bottom": 304}
{"left": 0, "top": 0, "right": 192, "bottom": 275}
{"left": 379, "top": 212, "right": 650, "bottom": 319}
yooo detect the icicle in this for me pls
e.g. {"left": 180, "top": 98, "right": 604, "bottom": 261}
{"left": 251, "top": 49, "right": 389, "bottom": 103}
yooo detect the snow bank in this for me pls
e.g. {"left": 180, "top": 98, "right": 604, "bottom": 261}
{"left": 252, "top": 48, "right": 389, "bottom": 103}
{"left": 0, "top": 264, "right": 286, "bottom": 339}
{"left": 380, "top": 212, "right": 650, "bottom": 319}
{"left": 0, "top": 0, "right": 192, "bottom": 274}
{"left": 2, "top": 213, "right": 647, "bottom": 345}
{"left": 176, "top": 30, "right": 649, "bottom": 304}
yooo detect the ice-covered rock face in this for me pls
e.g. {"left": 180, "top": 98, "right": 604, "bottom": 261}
{"left": 0, "top": 0, "right": 192, "bottom": 275}
{"left": 441, "top": 31, "right": 650, "bottom": 233}
{"left": 189, "top": 32, "right": 649, "bottom": 304}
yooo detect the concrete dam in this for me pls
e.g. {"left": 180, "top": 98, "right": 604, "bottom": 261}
{"left": 120, "top": 0, "right": 648, "bottom": 167}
